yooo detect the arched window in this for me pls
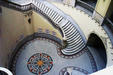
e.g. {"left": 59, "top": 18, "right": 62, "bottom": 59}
{"left": 87, "top": 33, "right": 107, "bottom": 66}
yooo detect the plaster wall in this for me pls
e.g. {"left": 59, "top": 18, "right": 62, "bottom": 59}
{"left": 95, "top": 0, "right": 111, "bottom": 17}
{"left": 0, "top": 6, "right": 62, "bottom": 66}
{"left": 0, "top": 7, "right": 32, "bottom": 66}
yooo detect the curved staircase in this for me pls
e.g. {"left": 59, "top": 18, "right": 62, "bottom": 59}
{"left": 2, "top": 0, "right": 86, "bottom": 55}
{"left": 33, "top": 1, "right": 86, "bottom": 55}
{"left": 0, "top": 0, "right": 108, "bottom": 75}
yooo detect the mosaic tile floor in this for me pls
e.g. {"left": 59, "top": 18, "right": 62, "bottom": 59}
{"left": 14, "top": 38, "right": 105, "bottom": 75}
{"left": 27, "top": 53, "right": 53, "bottom": 75}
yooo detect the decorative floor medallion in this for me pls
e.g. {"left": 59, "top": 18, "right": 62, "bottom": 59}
{"left": 12, "top": 37, "right": 105, "bottom": 75}
{"left": 27, "top": 53, "right": 53, "bottom": 75}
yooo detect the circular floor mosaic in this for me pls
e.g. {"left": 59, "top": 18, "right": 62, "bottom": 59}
{"left": 27, "top": 53, "right": 53, "bottom": 75}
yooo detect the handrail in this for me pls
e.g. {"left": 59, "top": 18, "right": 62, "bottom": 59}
{"left": 76, "top": 0, "right": 95, "bottom": 13}
{"left": 0, "top": 0, "right": 33, "bottom": 12}
{"left": 0, "top": 0, "right": 21, "bottom": 6}
{"left": 106, "top": 18, "right": 113, "bottom": 27}
{"left": 104, "top": 17, "right": 113, "bottom": 31}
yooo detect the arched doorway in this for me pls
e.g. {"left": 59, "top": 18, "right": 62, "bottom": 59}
{"left": 87, "top": 33, "right": 107, "bottom": 67}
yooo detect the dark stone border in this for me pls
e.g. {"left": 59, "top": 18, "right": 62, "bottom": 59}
{"left": 57, "top": 47, "right": 87, "bottom": 59}
{"left": 8, "top": 33, "right": 62, "bottom": 74}
{"left": 57, "top": 47, "right": 97, "bottom": 72}
{"left": 76, "top": 0, "right": 95, "bottom": 13}
{"left": 59, "top": 66, "right": 89, "bottom": 75}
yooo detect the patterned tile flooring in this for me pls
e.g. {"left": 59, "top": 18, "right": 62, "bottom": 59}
{"left": 14, "top": 38, "right": 105, "bottom": 75}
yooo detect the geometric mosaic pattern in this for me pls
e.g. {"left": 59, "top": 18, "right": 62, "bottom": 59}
{"left": 11, "top": 37, "right": 105, "bottom": 75}
{"left": 27, "top": 53, "right": 53, "bottom": 75}
{"left": 59, "top": 66, "right": 89, "bottom": 75}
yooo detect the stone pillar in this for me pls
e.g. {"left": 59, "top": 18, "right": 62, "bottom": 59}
{"left": 93, "top": 0, "right": 111, "bottom": 25}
